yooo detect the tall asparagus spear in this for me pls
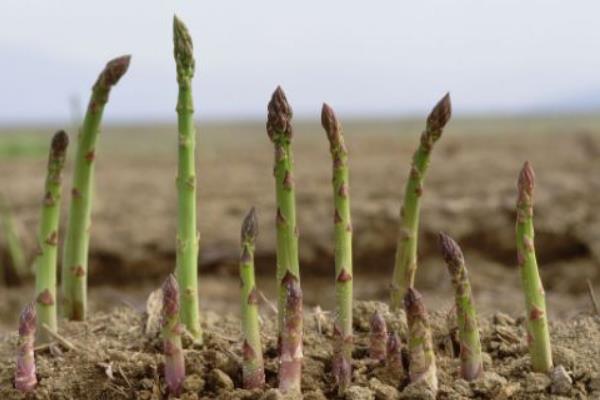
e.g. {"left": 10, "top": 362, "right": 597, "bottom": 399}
{"left": 516, "top": 162, "right": 553, "bottom": 372}
{"left": 266, "top": 86, "right": 300, "bottom": 334}
{"left": 404, "top": 288, "right": 437, "bottom": 394}
{"left": 173, "top": 15, "right": 202, "bottom": 342}
{"left": 14, "top": 303, "right": 37, "bottom": 393}
{"left": 390, "top": 94, "right": 452, "bottom": 309}
{"left": 321, "top": 103, "right": 353, "bottom": 392}
{"left": 35, "top": 131, "right": 68, "bottom": 344}
{"left": 240, "top": 208, "right": 265, "bottom": 389}
{"left": 438, "top": 232, "right": 483, "bottom": 380}
{"left": 61, "top": 55, "right": 131, "bottom": 320}
{"left": 162, "top": 274, "right": 185, "bottom": 396}
{"left": 278, "top": 272, "right": 303, "bottom": 394}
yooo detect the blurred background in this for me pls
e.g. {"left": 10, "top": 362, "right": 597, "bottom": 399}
{"left": 1, "top": 1, "right": 600, "bottom": 331}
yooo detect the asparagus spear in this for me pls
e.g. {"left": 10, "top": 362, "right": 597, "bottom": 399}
{"left": 0, "top": 195, "right": 27, "bottom": 280}
{"left": 390, "top": 94, "right": 452, "bottom": 309}
{"left": 516, "top": 161, "right": 553, "bottom": 372}
{"left": 173, "top": 15, "right": 202, "bottom": 342}
{"left": 438, "top": 232, "right": 483, "bottom": 380}
{"left": 369, "top": 310, "right": 388, "bottom": 362}
{"left": 386, "top": 331, "right": 403, "bottom": 374}
{"left": 278, "top": 272, "right": 303, "bottom": 394}
{"left": 321, "top": 103, "right": 353, "bottom": 392}
{"left": 14, "top": 303, "right": 37, "bottom": 393}
{"left": 162, "top": 274, "right": 185, "bottom": 396}
{"left": 35, "top": 131, "right": 69, "bottom": 344}
{"left": 61, "top": 55, "right": 131, "bottom": 320}
{"left": 267, "top": 86, "right": 301, "bottom": 334}
{"left": 240, "top": 208, "right": 265, "bottom": 389}
{"left": 404, "top": 288, "right": 437, "bottom": 394}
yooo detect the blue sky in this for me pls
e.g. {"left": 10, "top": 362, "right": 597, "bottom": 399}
{"left": 1, "top": 1, "right": 600, "bottom": 123}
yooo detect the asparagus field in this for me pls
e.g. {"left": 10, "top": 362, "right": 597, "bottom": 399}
{"left": 1, "top": 15, "right": 600, "bottom": 400}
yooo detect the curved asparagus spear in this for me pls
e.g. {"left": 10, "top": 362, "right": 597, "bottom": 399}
{"left": 35, "top": 131, "right": 68, "bottom": 344}
{"left": 516, "top": 162, "right": 553, "bottom": 372}
{"left": 390, "top": 94, "right": 451, "bottom": 309}
{"left": 15, "top": 303, "right": 37, "bottom": 393}
{"left": 278, "top": 272, "right": 303, "bottom": 394}
{"left": 240, "top": 208, "right": 265, "bottom": 389}
{"left": 321, "top": 103, "right": 353, "bottom": 392}
{"left": 173, "top": 15, "right": 202, "bottom": 342}
{"left": 162, "top": 274, "right": 185, "bottom": 396}
{"left": 369, "top": 310, "right": 388, "bottom": 362}
{"left": 267, "top": 86, "right": 300, "bottom": 334}
{"left": 405, "top": 288, "right": 437, "bottom": 394}
{"left": 62, "top": 55, "right": 131, "bottom": 320}
{"left": 438, "top": 232, "right": 483, "bottom": 380}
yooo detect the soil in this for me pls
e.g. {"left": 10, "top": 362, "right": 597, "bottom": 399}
{"left": 1, "top": 300, "right": 599, "bottom": 399}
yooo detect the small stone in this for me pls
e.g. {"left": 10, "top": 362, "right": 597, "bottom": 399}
{"left": 345, "top": 385, "right": 375, "bottom": 400}
{"left": 523, "top": 372, "right": 551, "bottom": 393}
{"left": 369, "top": 377, "right": 400, "bottom": 400}
{"left": 399, "top": 380, "right": 436, "bottom": 400}
{"left": 550, "top": 365, "right": 572, "bottom": 395}
{"left": 208, "top": 369, "right": 234, "bottom": 392}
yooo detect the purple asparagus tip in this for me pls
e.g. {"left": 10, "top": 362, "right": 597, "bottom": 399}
{"left": 267, "top": 86, "right": 293, "bottom": 141}
{"left": 241, "top": 207, "right": 258, "bottom": 243}
{"left": 518, "top": 161, "right": 535, "bottom": 197}
{"left": 426, "top": 92, "right": 452, "bottom": 132}
{"left": 438, "top": 232, "right": 464, "bottom": 274}
{"left": 94, "top": 55, "right": 132, "bottom": 90}
{"left": 15, "top": 303, "right": 37, "bottom": 393}
{"left": 50, "top": 130, "right": 69, "bottom": 156}
{"left": 162, "top": 274, "right": 180, "bottom": 319}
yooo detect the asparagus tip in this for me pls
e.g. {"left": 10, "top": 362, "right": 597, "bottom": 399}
{"left": 404, "top": 287, "right": 426, "bottom": 316}
{"left": 370, "top": 310, "right": 386, "bottom": 332}
{"left": 267, "top": 86, "right": 293, "bottom": 141}
{"left": 241, "top": 207, "right": 258, "bottom": 242}
{"left": 426, "top": 92, "right": 452, "bottom": 132}
{"left": 95, "top": 55, "right": 131, "bottom": 90}
{"left": 19, "top": 303, "right": 36, "bottom": 337}
{"left": 321, "top": 102, "right": 339, "bottom": 139}
{"left": 51, "top": 130, "right": 69, "bottom": 155}
{"left": 162, "top": 274, "right": 180, "bottom": 317}
{"left": 518, "top": 161, "right": 535, "bottom": 195}
{"left": 173, "top": 15, "right": 195, "bottom": 79}
{"left": 438, "top": 232, "right": 464, "bottom": 273}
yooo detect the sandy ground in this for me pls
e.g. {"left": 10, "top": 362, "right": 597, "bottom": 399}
{"left": 1, "top": 116, "right": 600, "bottom": 333}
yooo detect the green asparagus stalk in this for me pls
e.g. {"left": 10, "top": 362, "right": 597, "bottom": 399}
{"left": 162, "top": 274, "right": 185, "bottom": 396}
{"left": 267, "top": 86, "right": 301, "bottom": 334}
{"left": 369, "top": 310, "right": 388, "bottom": 361}
{"left": 405, "top": 288, "right": 437, "bottom": 394}
{"left": 173, "top": 16, "right": 203, "bottom": 342}
{"left": 0, "top": 195, "right": 27, "bottom": 280}
{"left": 516, "top": 161, "right": 553, "bottom": 372}
{"left": 240, "top": 208, "right": 265, "bottom": 389}
{"left": 15, "top": 303, "right": 37, "bottom": 393}
{"left": 321, "top": 103, "right": 353, "bottom": 392}
{"left": 278, "top": 272, "right": 303, "bottom": 394}
{"left": 438, "top": 232, "right": 483, "bottom": 380}
{"left": 61, "top": 55, "right": 131, "bottom": 321}
{"left": 34, "top": 131, "right": 69, "bottom": 344}
{"left": 390, "top": 94, "right": 452, "bottom": 309}
{"left": 386, "top": 331, "right": 403, "bottom": 373}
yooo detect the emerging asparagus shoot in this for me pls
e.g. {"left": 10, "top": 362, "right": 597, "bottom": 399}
{"left": 516, "top": 162, "right": 553, "bottom": 372}
{"left": 35, "top": 131, "right": 69, "bottom": 344}
{"left": 390, "top": 94, "right": 452, "bottom": 309}
{"left": 173, "top": 15, "right": 202, "bottom": 342}
{"left": 278, "top": 272, "right": 303, "bottom": 394}
{"left": 15, "top": 303, "right": 37, "bottom": 393}
{"left": 162, "top": 274, "right": 186, "bottom": 396}
{"left": 405, "top": 288, "right": 438, "bottom": 394}
{"left": 240, "top": 208, "right": 265, "bottom": 389}
{"left": 438, "top": 232, "right": 483, "bottom": 380}
{"left": 369, "top": 310, "right": 388, "bottom": 361}
{"left": 62, "top": 55, "right": 131, "bottom": 321}
{"left": 321, "top": 103, "right": 353, "bottom": 392}
{"left": 267, "top": 86, "right": 301, "bottom": 334}
{"left": 386, "top": 331, "right": 403, "bottom": 373}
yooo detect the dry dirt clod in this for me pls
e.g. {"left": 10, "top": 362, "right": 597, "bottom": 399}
{"left": 368, "top": 377, "right": 399, "bottom": 400}
{"left": 470, "top": 371, "right": 507, "bottom": 397}
{"left": 208, "top": 369, "right": 234, "bottom": 392}
{"left": 398, "top": 380, "right": 436, "bottom": 400}
{"left": 550, "top": 365, "right": 572, "bottom": 395}
{"left": 524, "top": 372, "right": 552, "bottom": 393}
{"left": 345, "top": 385, "right": 375, "bottom": 400}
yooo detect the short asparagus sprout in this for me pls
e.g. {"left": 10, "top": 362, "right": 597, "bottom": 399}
{"left": 369, "top": 310, "right": 388, "bottom": 361}
{"left": 173, "top": 15, "right": 203, "bottom": 343}
{"left": 404, "top": 288, "right": 438, "bottom": 394}
{"left": 267, "top": 86, "right": 301, "bottom": 335}
{"left": 15, "top": 303, "right": 37, "bottom": 393}
{"left": 321, "top": 103, "right": 353, "bottom": 392}
{"left": 278, "top": 272, "right": 303, "bottom": 394}
{"left": 240, "top": 208, "right": 265, "bottom": 389}
{"left": 438, "top": 232, "right": 483, "bottom": 380}
{"left": 390, "top": 94, "right": 452, "bottom": 309}
{"left": 162, "top": 274, "right": 186, "bottom": 396}
{"left": 386, "top": 331, "right": 403, "bottom": 373}
{"left": 516, "top": 162, "right": 553, "bottom": 372}
{"left": 62, "top": 55, "right": 131, "bottom": 321}
{"left": 35, "top": 131, "right": 68, "bottom": 344}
